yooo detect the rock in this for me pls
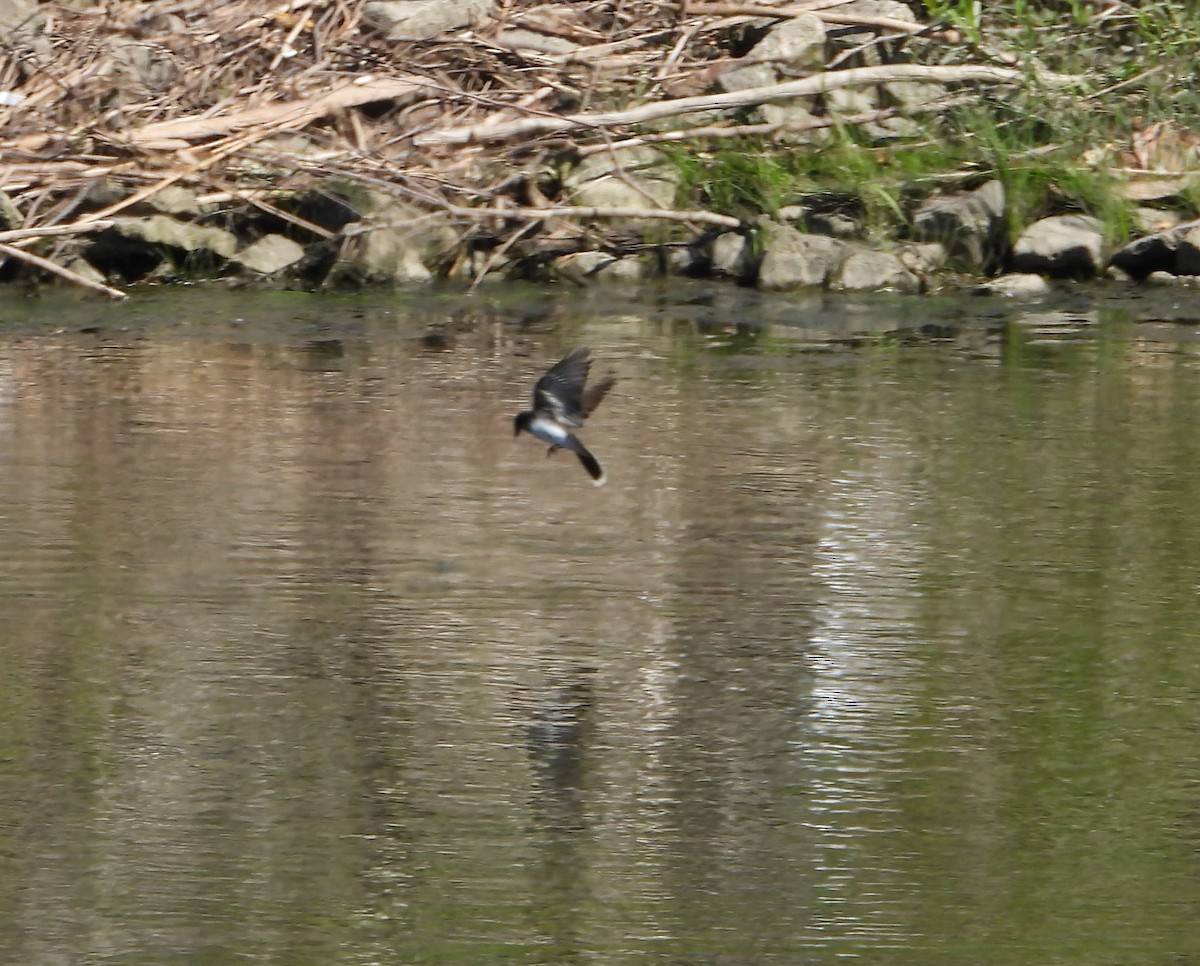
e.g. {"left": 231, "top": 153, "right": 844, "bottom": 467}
{"left": 876, "top": 80, "right": 944, "bottom": 140}
{"left": 806, "top": 210, "right": 861, "bottom": 238}
{"left": 834, "top": 248, "right": 920, "bottom": 292}
{"left": 333, "top": 197, "right": 458, "bottom": 284}
{"left": 830, "top": 0, "right": 915, "bottom": 23}
{"left": 362, "top": 0, "right": 495, "bottom": 40}
{"left": 825, "top": 1, "right": 916, "bottom": 63}
{"left": 85, "top": 215, "right": 239, "bottom": 281}
{"left": 60, "top": 255, "right": 109, "bottom": 287}
{"left": 754, "top": 102, "right": 829, "bottom": 145}
{"left": 1011, "top": 214, "right": 1104, "bottom": 278}
{"left": 883, "top": 81, "right": 946, "bottom": 110}
{"left": 112, "top": 215, "right": 238, "bottom": 259}
{"left": 132, "top": 187, "right": 202, "bottom": 217}
{"left": 345, "top": 222, "right": 451, "bottom": 283}
{"left": 870, "top": 116, "right": 923, "bottom": 140}
{"left": 553, "top": 251, "right": 645, "bottom": 283}
{"left": 0, "top": 0, "right": 37, "bottom": 30}
{"left": 1133, "top": 207, "right": 1181, "bottom": 235}
{"left": 825, "top": 87, "right": 879, "bottom": 118}
{"left": 757, "top": 226, "right": 847, "bottom": 290}
{"left": 973, "top": 273, "right": 1051, "bottom": 298}
{"left": 566, "top": 146, "right": 678, "bottom": 210}
{"left": 913, "top": 179, "right": 1006, "bottom": 273}
{"left": 1108, "top": 219, "right": 1200, "bottom": 280}
{"left": 109, "top": 41, "right": 178, "bottom": 90}
{"left": 354, "top": 229, "right": 433, "bottom": 283}
{"left": 1176, "top": 228, "right": 1200, "bottom": 275}
{"left": 898, "top": 242, "right": 946, "bottom": 275}
{"left": 1124, "top": 172, "right": 1197, "bottom": 202}
{"left": 711, "top": 232, "right": 752, "bottom": 278}
{"left": 494, "top": 28, "right": 579, "bottom": 55}
{"left": 716, "top": 63, "right": 776, "bottom": 93}
{"left": 664, "top": 246, "right": 700, "bottom": 276}
{"left": 1146, "top": 271, "right": 1200, "bottom": 287}
{"left": 753, "top": 14, "right": 826, "bottom": 78}
{"left": 233, "top": 235, "right": 306, "bottom": 275}
{"left": 0, "top": 190, "right": 20, "bottom": 230}
{"left": 719, "top": 14, "right": 824, "bottom": 91}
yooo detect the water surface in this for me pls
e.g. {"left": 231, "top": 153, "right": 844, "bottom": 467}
{"left": 1, "top": 284, "right": 1199, "bottom": 963}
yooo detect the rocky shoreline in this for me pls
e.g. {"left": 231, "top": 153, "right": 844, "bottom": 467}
{"left": 0, "top": 0, "right": 1196, "bottom": 300}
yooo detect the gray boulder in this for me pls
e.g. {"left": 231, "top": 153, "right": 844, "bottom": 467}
{"left": 758, "top": 226, "right": 847, "bottom": 290}
{"left": 145, "top": 187, "right": 203, "bottom": 217}
{"left": 913, "top": 180, "right": 1006, "bottom": 273}
{"left": 973, "top": 273, "right": 1051, "bottom": 298}
{"left": 1145, "top": 270, "right": 1200, "bottom": 287}
{"left": 0, "top": 190, "right": 20, "bottom": 230}
{"left": 826, "top": 1, "right": 917, "bottom": 63}
{"left": 711, "top": 232, "right": 752, "bottom": 279}
{"left": 753, "top": 102, "right": 829, "bottom": 145}
{"left": 834, "top": 248, "right": 920, "bottom": 293}
{"left": 109, "top": 41, "right": 178, "bottom": 91}
{"left": 566, "top": 147, "right": 678, "bottom": 210}
{"left": 753, "top": 14, "right": 826, "bottom": 78}
{"left": 362, "top": 0, "right": 495, "bottom": 40}
{"left": 552, "top": 251, "right": 645, "bottom": 283}
{"left": 333, "top": 197, "right": 459, "bottom": 284}
{"left": 716, "top": 62, "right": 776, "bottom": 93}
{"left": 112, "top": 215, "right": 238, "bottom": 259}
{"left": 825, "top": 87, "right": 879, "bottom": 118}
{"left": 898, "top": 242, "right": 947, "bottom": 275}
{"left": 0, "top": 0, "right": 37, "bottom": 30}
{"left": 719, "top": 14, "right": 825, "bottom": 92}
{"left": 1109, "top": 219, "right": 1200, "bottom": 280}
{"left": 1012, "top": 214, "right": 1104, "bottom": 277}
{"left": 233, "top": 235, "right": 306, "bottom": 276}
{"left": 494, "top": 28, "right": 579, "bottom": 55}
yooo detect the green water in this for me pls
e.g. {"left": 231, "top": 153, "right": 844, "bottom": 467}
{"left": 0, "top": 284, "right": 1198, "bottom": 964}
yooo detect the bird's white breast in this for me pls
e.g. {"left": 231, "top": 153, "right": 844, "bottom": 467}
{"left": 532, "top": 417, "right": 571, "bottom": 444}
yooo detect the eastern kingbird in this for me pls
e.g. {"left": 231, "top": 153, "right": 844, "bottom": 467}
{"left": 514, "top": 347, "right": 616, "bottom": 485}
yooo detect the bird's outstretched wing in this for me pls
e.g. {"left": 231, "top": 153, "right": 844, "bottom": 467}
{"left": 534, "top": 347, "right": 605, "bottom": 427}
{"left": 581, "top": 375, "right": 616, "bottom": 418}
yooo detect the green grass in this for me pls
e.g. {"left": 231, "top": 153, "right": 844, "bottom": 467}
{"left": 663, "top": 1, "right": 1200, "bottom": 247}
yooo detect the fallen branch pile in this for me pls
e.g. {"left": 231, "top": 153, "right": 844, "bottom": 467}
{"left": 0, "top": 0, "right": 1057, "bottom": 296}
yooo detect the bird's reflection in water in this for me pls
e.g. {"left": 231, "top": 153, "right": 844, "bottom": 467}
{"left": 517, "top": 661, "right": 598, "bottom": 958}
{"left": 519, "top": 662, "right": 597, "bottom": 835}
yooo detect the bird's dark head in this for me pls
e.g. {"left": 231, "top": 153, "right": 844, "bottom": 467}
{"left": 514, "top": 410, "right": 533, "bottom": 437}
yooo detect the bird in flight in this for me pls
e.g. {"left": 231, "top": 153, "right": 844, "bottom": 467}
{"left": 514, "top": 347, "right": 616, "bottom": 485}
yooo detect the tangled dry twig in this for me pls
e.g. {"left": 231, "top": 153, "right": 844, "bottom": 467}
{"left": 0, "top": 0, "right": 1068, "bottom": 295}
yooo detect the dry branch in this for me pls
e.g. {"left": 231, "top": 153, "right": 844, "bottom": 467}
{"left": 448, "top": 204, "right": 742, "bottom": 229}
{"left": 0, "top": 242, "right": 127, "bottom": 300}
{"left": 414, "top": 64, "right": 1053, "bottom": 147}
{"left": 127, "top": 75, "right": 428, "bottom": 146}
{"left": 574, "top": 94, "right": 975, "bottom": 156}
{"left": 0, "top": 221, "right": 115, "bottom": 243}
{"left": 0, "top": 0, "right": 1088, "bottom": 292}
{"left": 685, "top": 2, "right": 946, "bottom": 37}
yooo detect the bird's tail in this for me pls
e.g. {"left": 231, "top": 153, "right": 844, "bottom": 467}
{"left": 575, "top": 446, "right": 606, "bottom": 486}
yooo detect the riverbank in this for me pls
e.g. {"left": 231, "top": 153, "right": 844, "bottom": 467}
{"left": 0, "top": 0, "right": 1197, "bottom": 300}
